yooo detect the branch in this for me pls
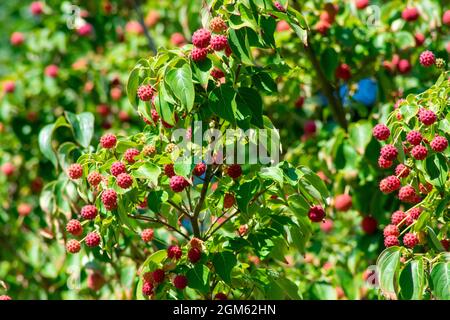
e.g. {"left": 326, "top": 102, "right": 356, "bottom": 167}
{"left": 167, "top": 199, "right": 190, "bottom": 217}
{"left": 128, "top": 214, "right": 190, "bottom": 240}
{"left": 133, "top": 0, "right": 157, "bottom": 55}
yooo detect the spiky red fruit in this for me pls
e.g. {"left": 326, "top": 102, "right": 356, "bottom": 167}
{"left": 406, "top": 130, "right": 422, "bottom": 145}
{"left": 66, "top": 239, "right": 81, "bottom": 253}
{"left": 378, "top": 156, "right": 393, "bottom": 169}
{"left": 87, "top": 272, "right": 105, "bottom": 291}
{"left": 441, "top": 239, "right": 449, "bottom": 251}
{"left": 430, "top": 135, "right": 448, "bottom": 152}
{"left": 409, "top": 207, "right": 422, "bottom": 220}
{"left": 334, "top": 194, "right": 352, "bottom": 211}
{"left": 211, "top": 68, "right": 225, "bottom": 79}
{"left": 170, "top": 32, "right": 186, "bottom": 47}
{"left": 227, "top": 164, "right": 242, "bottom": 179}
{"left": 77, "top": 23, "right": 93, "bottom": 37}
{"left": 379, "top": 176, "right": 401, "bottom": 194}
{"left": 87, "top": 171, "right": 102, "bottom": 186}
{"left": 443, "top": 10, "right": 450, "bottom": 25}
{"left": 117, "top": 173, "right": 133, "bottom": 189}
{"left": 1, "top": 163, "right": 15, "bottom": 176}
{"left": 384, "top": 235, "right": 399, "bottom": 247}
{"left": 372, "top": 124, "right": 390, "bottom": 141}
{"left": 110, "top": 161, "right": 126, "bottom": 177}
{"left": 210, "top": 35, "right": 228, "bottom": 51}
{"left": 152, "top": 269, "right": 165, "bottom": 283}
{"left": 209, "top": 17, "right": 227, "bottom": 33}
{"left": 66, "top": 219, "right": 83, "bottom": 236}
{"left": 411, "top": 145, "right": 427, "bottom": 160}
{"left": 17, "top": 203, "right": 32, "bottom": 216}
{"left": 383, "top": 224, "right": 399, "bottom": 238}
{"left": 402, "top": 7, "right": 419, "bottom": 22}
{"left": 414, "top": 33, "right": 425, "bottom": 46}
{"left": 142, "top": 281, "right": 154, "bottom": 296}
{"left": 419, "top": 50, "right": 435, "bottom": 67}
{"left": 170, "top": 175, "right": 187, "bottom": 192}
{"left": 141, "top": 228, "right": 154, "bottom": 242}
{"left": 190, "top": 47, "right": 208, "bottom": 61}
{"left": 3, "top": 80, "right": 15, "bottom": 93}
{"left": 398, "top": 185, "right": 417, "bottom": 203}
{"left": 320, "top": 219, "right": 333, "bottom": 233}
{"left": 419, "top": 182, "right": 432, "bottom": 194}
{"left": 67, "top": 164, "right": 83, "bottom": 179}
{"left": 85, "top": 232, "right": 101, "bottom": 247}
{"left": 190, "top": 237, "right": 203, "bottom": 249}
{"left": 315, "top": 20, "right": 331, "bottom": 35}
{"left": 215, "top": 293, "right": 228, "bottom": 300}
{"left": 403, "top": 233, "right": 418, "bottom": 248}
{"left": 0, "top": 295, "right": 12, "bottom": 300}
{"left": 10, "top": 32, "right": 25, "bottom": 46}
{"left": 391, "top": 210, "right": 406, "bottom": 226}
{"left": 101, "top": 189, "right": 117, "bottom": 210}
{"left": 164, "top": 163, "right": 175, "bottom": 178}
{"left": 418, "top": 109, "right": 437, "bottom": 126}
{"left": 137, "top": 84, "right": 155, "bottom": 101}
{"left": 100, "top": 133, "right": 117, "bottom": 149}
{"left": 188, "top": 247, "right": 202, "bottom": 263}
{"left": 124, "top": 148, "right": 140, "bottom": 163}
{"left": 167, "top": 245, "right": 182, "bottom": 260}
{"left": 193, "top": 162, "right": 206, "bottom": 176}
{"left": 398, "top": 59, "right": 411, "bottom": 74}
{"left": 355, "top": 0, "right": 369, "bottom": 10}
{"left": 308, "top": 205, "right": 325, "bottom": 222}
{"left": 81, "top": 205, "right": 98, "bottom": 220}
{"left": 392, "top": 166, "right": 409, "bottom": 180}
{"left": 223, "top": 193, "right": 235, "bottom": 209}
{"left": 380, "top": 145, "right": 398, "bottom": 161}
{"left": 335, "top": 63, "right": 352, "bottom": 81}
{"left": 361, "top": 216, "right": 378, "bottom": 234}
{"left": 44, "top": 64, "right": 59, "bottom": 78}
{"left": 173, "top": 275, "right": 188, "bottom": 290}
{"left": 30, "top": 1, "right": 44, "bottom": 15}
{"left": 192, "top": 28, "right": 211, "bottom": 48}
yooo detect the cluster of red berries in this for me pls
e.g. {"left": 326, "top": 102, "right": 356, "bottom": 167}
{"left": 190, "top": 16, "right": 230, "bottom": 62}
{"left": 383, "top": 208, "right": 420, "bottom": 249}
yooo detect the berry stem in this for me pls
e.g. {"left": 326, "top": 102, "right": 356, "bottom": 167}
{"left": 127, "top": 214, "right": 190, "bottom": 240}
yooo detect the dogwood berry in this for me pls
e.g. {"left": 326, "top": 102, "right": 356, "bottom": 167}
{"left": 379, "top": 176, "right": 401, "bottom": 193}
{"left": 372, "top": 124, "right": 390, "bottom": 141}
{"left": 223, "top": 193, "right": 235, "bottom": 209}
{"left": 418, "top": 109, "right": 437, "bottom": 125}
{"left": 411, "top": 145, "right": 428, "bottom": 160}
{"left": 117, "top": 173, "right": 133, "bottom": 189}
{"left": 188, "top": 247, "right": 202, "bottom": 263}
{"left": 403, "top": 233, "right": 418, "bottom": 248}
{"left": 335, "top": 63, "right": 351, "bottom": 80}
{"left": 406, "top": 130, "right": 422, "bottom": 145}
{"left": 141, "top": 229, "right": 154, "bottom": 242}
{"left": 384, "top": 235, "right": 399, "bottom": 247}
{"left": 430, "top": 135, "right": 448, "bottom": 152}
{"left": 87, "top": 171, "right": 102, "bottom": 186}
{"left": 152, "top": 269, "right": 165, "bottom": 283}
{"left": 391, "top": 210, "right": 406, "bottom": 226}
{"left": 419, "top": 50, "right": 435, "bottom": 67}
{"left": 85, "top": 232, "right": 101, "bottom": 247}
{"left": 192, "top": 162, "right": 206, "bottom": 176}
{"left": 173, "top": 275, "right": 188, "bottom": 290}
{"left": 192, "top": 28, "right": 211, "bottom": 48}
{"left": 227, "top": 164, "right": 242, "bottom": 179}
{"left": 110, "top": 161, "right": 126, "bottom": 176}
{"left": 378, "top": 156, "right": 393, "bottom": 169}
{"left": 170, "top": 175, "right": 187, "bottom": 192}
{"left": 67, "top": 164, "right": 83, "bottom": 179}
{"left": 137, "top": 84, "right": 154, "bottom": 101}
{"left": 167, "top": 245, "right": 182, "bottom": 260}
{"left": 395, "top": 164, "right": 410, "bottom": 178}
{"left": 334, "top": 194, "right": 352, "bottom": 211}
{"left": 402, "top": 7, "right": 419, "bottom": 22}
{"left": 66, "top": 219, "right": 83, "bottom": 236}
{"left": 383, "top": 224, "right": 399, "bottom": 237}
{"left": 101, "top": 189, "right": 117, "bottom": 210}
{"left": 211, "top": 68, "right": 225, "bottom": 79}
{"left": 191, "top": 47, "right": 208, "bottom": 61}
{"left": 209, "top": 17, "right": 227, "bottom": 33}
{"left": 361, "top": 216, "right": 378, "bottom": 234}
{"left": 308, "top": 205, "right": 325, "bottom": 222}
{"left": 142, "top": 281, "right": 154, "bottom": 296}
{"left": 100, "top": 133, "right": 117, "bottom": 149}
{"left": 210, "top": 35, "right": 228, "bottom": 51}
{"left": 380, "top": 145, "right": 398, "bottom": 161}
{"left": 398, "top": 186, "right": 417, "bottom": 203}
{"left": 66, "top": 239, "right": 81, "bottom": 253}
{"left": 124, "top": 148, "right": 140, "bottom": 163}
{"left": 81, "top": 205, "right": 98, "bottom": 220}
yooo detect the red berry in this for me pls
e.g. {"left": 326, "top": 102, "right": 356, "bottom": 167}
{"left": 124, "top": 148, "right": 140, "bottom": 163}
{"left": 17, "top": 203, "right": 32, "bottom": 216}
{"left": 190, "top": 47, "right": 208, "bottom": 61}
{"left": 137, "top": 85, "right": 155, "bottom": 101}
{"left": 87, "top": 271, "right": 105, "bottom": 291}
{"left": 414, "top": 33, "right": 425, "bottom": 46}
{"left": 380, "top": 144, "right": 398, "bottom": 161}
{"left": 190, "top": 237, "right": 203, "bottom": 249}
{"left": 85, "top": 232, "right": 101, "bottom": 247}
{"left": 151, "top": 108, "right": 160, "bottom": 123}
{"left": 403, "top": 233, "right": 418, "bottom": 248}
{"left": 77, "top": 23, "right": 93, "bottom": 37}
{"left": 0, "top": 295, "right": 12, "bottom": 300}
{"left": 67, "top": 164, "right": 83, "bottom": 179}
{"left": 45, "top": 64, "right": 59, "bottom": 78}
{"left": 441, "top": 239, "right": 449, "bottom": 251}
{"left": 402, "top": 7, "right": 419, "bottom": 22}
{"left": 378, "top": 156, "right": 393, "bottom": 169}
{"left": 395, "top": 164, "right": 410, "bottom": 178}
{"left": 141, "top": 228, "right": 154, "bottom": 242}
{"left": 274, "top": 1, "right": 286, "bottom": 12}
{"left": 443, "top": 10, "right": 450, "bottom": 26}
{"left": 379, "top": 176, "right": 401, "bottom": 194}
{"left": 430, "top": 135, "right": 448, "bottom": 152}
{"left": 81, "top": 204, "right": 98, "bottom": 220}
{"left": 87, "top": 171, "right": 102, "bottom": 186}
{"left": 372, "top": 124, "right": 390, "bottom": 141}
{"left": 192, "top": 162, "right": 206, "bottom": 176}
{"left": 418, "top": 109, "right": 437, "bottom": 125}
{"left": 167, "top": 245, "right": 182, "bottom": 260}
{"left": 419, "top": 182, "right": 432, "bottom": 194}
{"left": 173, "top": 275, "right": 188, "bottom": 290}
{"left": 188, "top": 247, "right": 202, "bottom": 263}
{"left": 409, "top": 207, "right": 422, "bottom": 220}
{"left": 361, "top": 216, "right": 378, "bottom": 234}
{"left": 215, "top": 293, "right": 228, "bottom": 300}
{"left": 10, "top": 32, "right": 25, "bottom": 46}
{"left": 398, "top": 59, "right": 411, "bottom": 74}
{"left": 1, "top": 163, "right": 15, "bottom": 176}
{"left": 384, "top": 235, "right": 399, "bottom": 247}
{"left": 295, "top": 96, "right": 305, "bottom": 108}
{"left": 66, "top": 239, "right": 81, "bottom": 253}
{"left": 334, "top": 194, "right": 352, "bottom": 211}
{"left": 398, "top": 185, "right": 417, "bottom": 203}
{"left": 411, "top": 145, "right": 427, "bottom": 160}
{"left": 111, "top": 161, "right": 126, "bottom": 176}
{"left": 152, "top": 269, "right": 165, "bottom": 283}
{"left": 223, "top": 193, "right": 235, "bottom": 209}
{"left": 117, "top": 173, "right": 133, "bottom": 189}
{"left": 210, "top": 35, "right": 228, "bottom": 51}
{"left": 315, "top": 20, "right": 331, "bottom": 35}
{"left": 320, "top": 219, "right": 333, "bottom": 233}
{"left": 164, "top": 163, "right": 175, "bottom": 178}
{"left": 419, "top": 50, "right": 435, "bottom": 67}
{"left": 355, "top": 0, "right": 369, "bottom": 10}
{"left": 383, "top": 224, "right": 399, "bottom": 237}
{"left": 170, "top": 175, "right": 187, "bottom": 192}
{"left": 335, "top": 63, "right": 351, "bottom": 81}
{"left": 391, "top": 210, "right": 406, "bottom": 226}
{"left": 304, "top": 120, "right": 316, "bottom": 134}
{"left": 209, "top": 17, "right": 227, "bottom": 33}
{"left": 101, "top": 189, "right": 118, "bottom": 210}
{"left": 211, "top": 68, "right": 225, "bottom": 79}
{"left": 100, "top": 133, "right": 117, "bottom": 148}
{"left": 227, "top": 164, "right": 242, "bottom": 179}
{"left": 30, "top": 1, "right": 44, "bottom": 15}
{"left": 406, "top": 130, "right": 422, "bottom": 145}
{"left": 192, "top": 28, "right": 211, "bottom": 48}
{"left": 308, "top": 205, "right": 325, "bottom": 222}
{"left": 66, "top": 219, "right": 83, "bottom": 236}
{"left": 142, "top": 281, "right": 154, "bottom": 296}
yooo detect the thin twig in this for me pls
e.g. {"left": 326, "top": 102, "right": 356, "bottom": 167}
{"left": 128, "top": 214, "right": 190, "bottom": 240}
{"left": 133, "top": 0, "right": 157, "bottom": 55}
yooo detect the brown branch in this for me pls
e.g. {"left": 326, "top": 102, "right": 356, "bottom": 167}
{"left": 128, "top": 214, "right": 190, "bottom": 240}
{"left": 133, "top": 0, "right": 157, "bottom": 55}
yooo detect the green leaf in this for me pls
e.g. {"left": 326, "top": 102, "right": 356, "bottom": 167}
{"left": 228, "top": 28, "right": 254, "bottom": 65}
{"left": 142, "top": 249, "right": 167, "bottom": 268}
{"left": 166, "top": 63, "right": 195, "bottom": 112}
{"left": 57, "top": 142, "right": 78, "bottom": 170}
{"left": 186, "top": 264, "right": 210, "bottom": 294}
{"left": 38, "top": 117, "right": 69, "bottom": 168}
{"left": 65, "top": 111, "right": 94, "bottom": 148}
{"left": 395, "top": 31, "right": 415, "bottom": 50}
{"left": 154, "top": 84, "right": 175, "bottom": 125}
{"left": 320, "top": 48, "right": 339, "bottom": 82}
{"left": 212, "top": 251, "right": 237, "bottom": 285}
{"left": 134, "top": 163, "right": 161, "bottom": 186}
{"left": 259, "top": 166, "right": 283, "bottom": 185}
{"left": 236, "top": 179, "right": 260, "bottom": 214}
{"left": 424, "top": 154, "right": 448, "bottom": 191}
{"left": 287, "top": 194, "right": 309, "bottom": 218}
{"left": 310, "top": 282, "right": 337, "bottom": 300}
{"left": 236, "top": 87, "right": 263, "bottom": 128}
{"left": 349, "top": 121, "right": 372, "bottom": 154}
{"left": 430, "top": 262, "right": 450, "bottom": 300}
{"left": 399, "top": 257, "right": 425, "bottom": 300}
{"left": 209, "top": 84, "right": 237, "bottom": 124}
{"left": 252, "top": 72, "right": 277, "bottom": 93}
{"left": 376, "top": 246, "right": 401, "bottom": 298}
{"left": 127, "top": 67, "right": 140, "bottom": 108}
